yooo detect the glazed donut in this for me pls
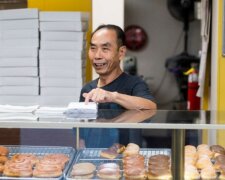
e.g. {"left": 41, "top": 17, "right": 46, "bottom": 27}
{"left": 43, "top": 154, "right": 69, "bottom": 165}
{"left": 100, "top": 148, "right": 118, "bottom": 159}
{"left": 200, "top": 167, "right": 217, "bottom": 179}
{"left": 0, "top": 146, "right": 9, "bottom": 156}
{"left": 196, "top": 157, "right": 213, "bottom": 170}
{"left": 3, "top": 160, "right": 33, "bottom": 177}
{"left": 185, "top": 145, "right": 197, "bottom": 154}
{"left": 33, "top": 165, "right": 62, "bottom": 178}
{"left": 97, "top": 163, "right": 121, "bottom": 179}
{"left": 11, "top": 154, "right": 38, "bottom": 166}
{"left": 197, "top": 144, "right": 210, "bottom": 151}
{"left": 148, "top": 168, "right": 171, "bottom": 179}
{"left": 197, "top": 149, "right": 213, "bottom": 159}
{"left": 184, "top": 165, "right": 200, "bottom": 180}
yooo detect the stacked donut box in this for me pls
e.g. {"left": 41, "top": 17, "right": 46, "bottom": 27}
{"left": 0, "top": 9, "right": 39, "bottom": 105}
{"left": 39, "top": 11, "right": 89, "bottom": 106}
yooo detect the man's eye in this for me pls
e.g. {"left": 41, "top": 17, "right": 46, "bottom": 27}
{"left": 103, "top": 48, "right": 109, "bottom": 51}
{"left": 90, "top": 47, "right": 96, "bottom": 50}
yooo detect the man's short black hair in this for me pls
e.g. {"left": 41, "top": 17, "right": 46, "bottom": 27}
{"left": 91, "top": 24, "right": 125, "bottom": 48}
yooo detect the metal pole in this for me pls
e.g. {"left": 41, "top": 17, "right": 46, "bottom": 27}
{"left": 172, "top": 129, "right": 185, "bottom": 180}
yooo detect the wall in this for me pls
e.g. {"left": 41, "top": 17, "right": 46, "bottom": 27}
{"left": 125, "top": 0, "right": 201, "bottom": 109}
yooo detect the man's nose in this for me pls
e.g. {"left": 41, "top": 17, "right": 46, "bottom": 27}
{"left": 94, "top": 49, "right": 102, "bottom": 58}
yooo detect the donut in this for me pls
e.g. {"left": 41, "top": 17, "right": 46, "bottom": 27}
{"left": 11, "top": 154, "right": 38, "bottom": 166}
{"left": 197, "top": 149, "right": 213, "bottom": 159}
{"left": 148, "top": 171, "right": 172, "bottom": 180}
{"left": 184, "top": 165, "right": 200, "bottom": 180}
{"left": 3, "top": 160, "right": 33, "bottom": 177}
{"left": 111, "top": 143, "right": 125, "bottom": 153}
{"left": 97, "top": 163, "right": 121, "bottom": 179}
{"left": 185, "top": 145, "right": 197, "bottom": 154}
{"left": 70, "top": 162, "right": 96, "bottom": 179}
{"left": 33, "top": 166, "right": 62, "bottom": 178}
{"left": 210, "top": 145, "right": 225, "bottom": 158}
{"left": 100, "top": 148, "right": 118, "bottom": 159}
{"left": 200, "top": 167, "right": 217, "bottom": 179}
{"left": 197, "top": 144, "right": 210, "bottom": 151}
{"left": 0, "top": 146, "right": 9, "bottom": 156}
{"left": 196, "top": 157, "right": 213, "bottom": 169}
{"left": 123, "top": 143, "right": 140, "bottom": 156}
{"left": 43, "top": 154, "right": 69, "bottom": 165}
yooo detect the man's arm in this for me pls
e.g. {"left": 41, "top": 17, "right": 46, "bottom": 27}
{"left": 83, "top": 88, "right": 157, "bottom": 110}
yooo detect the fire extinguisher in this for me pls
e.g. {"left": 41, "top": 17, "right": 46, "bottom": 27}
{"left": 184, "top": 63, "right": 200, "bottom": 110}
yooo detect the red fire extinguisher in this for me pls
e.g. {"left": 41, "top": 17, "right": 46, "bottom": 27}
{"left": 184, "top": 63, "right": 200, "bottom": 110}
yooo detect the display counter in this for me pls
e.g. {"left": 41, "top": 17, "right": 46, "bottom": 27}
{"left": 0, "top": 109, "right": 224, "bottom": 179}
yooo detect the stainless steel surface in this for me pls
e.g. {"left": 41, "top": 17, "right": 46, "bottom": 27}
{"left": 66, "top": 148, "right": 171, "bottom": 180}
{"left": 0, "top": 145, "right": 76, "bottom": 180}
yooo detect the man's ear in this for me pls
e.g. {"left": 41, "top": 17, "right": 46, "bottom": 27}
{"left": 119, "top": 46, "right": 127, "bottom": 60}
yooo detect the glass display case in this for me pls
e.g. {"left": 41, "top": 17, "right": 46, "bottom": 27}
{"left": 0, "top": 109, "right": 224, "bottom": 179}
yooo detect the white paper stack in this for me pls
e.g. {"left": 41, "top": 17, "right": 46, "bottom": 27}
{"left": 39, "top": 11, "right": 89, "bottom": 106}
{"left": 64, "top": 102, "right": 97, "bottom": 119}
{"left": 0, "top": 8, "right": 40, "bottom": 104}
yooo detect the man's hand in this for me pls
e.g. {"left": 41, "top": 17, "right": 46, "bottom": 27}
{"left": 83, "top": 88, "right": 116, "bottom": 104}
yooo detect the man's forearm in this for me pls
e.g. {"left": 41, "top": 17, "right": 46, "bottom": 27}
{"left": 112, "top": 92, "right": 157, "bottom": 110}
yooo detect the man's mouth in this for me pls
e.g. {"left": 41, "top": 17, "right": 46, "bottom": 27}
{"left": 94, "top": 63, "right": 107, "bottom": 67}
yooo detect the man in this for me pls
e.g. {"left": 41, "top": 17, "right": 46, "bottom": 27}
{"left": 79, "top": 24, "right": 156, "bottom": 147}
{"left": 80, "top": 24, "right": 156, "bottom": 110}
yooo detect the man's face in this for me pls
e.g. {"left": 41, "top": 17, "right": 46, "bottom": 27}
{"left": 88, "top": 28, "right": 125, "bottom": 76}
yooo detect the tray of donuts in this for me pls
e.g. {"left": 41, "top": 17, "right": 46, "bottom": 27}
{"left": 185, "top": 143, "right": 225, "bottom": 179}
{"left": 0, "top": 145, "right": 76, "bottom": 179}
{"left": 66, "top": 143, "right": 171, "bottom": 180}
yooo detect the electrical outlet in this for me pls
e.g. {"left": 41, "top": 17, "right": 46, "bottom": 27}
{"left": 123, "top": 56, "right": 137, "bottom": 75}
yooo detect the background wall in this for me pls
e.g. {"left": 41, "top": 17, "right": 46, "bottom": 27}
{"left": 124, "top": 0, "right": 201, "bottom": 109}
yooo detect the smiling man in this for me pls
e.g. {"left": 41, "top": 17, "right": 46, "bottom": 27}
{"left": 80, "top": 24, "right": 156, "bottom": 110}
{"left": 78, "top": 24, "right": 156, "bottom": 148}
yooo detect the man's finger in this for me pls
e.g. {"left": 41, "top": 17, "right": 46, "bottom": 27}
{"left": 83, "top": 93, "right": 90, "bottom": 104}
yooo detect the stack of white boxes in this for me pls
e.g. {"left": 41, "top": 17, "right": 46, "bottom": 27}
{"left": 0, "top": 9, "right": 39, "bottom": 105}
{"left": 39, "top": 11, "right": 89, "bottom": 106}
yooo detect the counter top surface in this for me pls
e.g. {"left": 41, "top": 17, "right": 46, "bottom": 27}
{"left": 0, "top": 110, "right": 224, "bottom": 129}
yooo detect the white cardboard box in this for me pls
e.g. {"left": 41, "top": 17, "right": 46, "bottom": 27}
{"left": 39, "top": 59, "right": 85, "bottom": 68}
{"left": 0, "top": 67, "right": 38, "bottom": 76}
{"left": 40, "top": 21, "right": 88, "bottom": 32}
{"left": 0, "top": 47, "right": 38, "bottom": 58}
{"left": 40, "top": 77, "right": 83, "bottom": 87}
{"left": 41, "top": 87, "right": 80, "bottom": 96}
{"left": 0, "top": 86, "right": 39, "bottom": 95}
{"left": 0, "top": 8, "right": 39, "bottom": 20}
{"left": 40, "top": 11, "right": 89, "bottom": 22}
{"left": 40, "top": 40, "right": 85, "bottom": 50}
{"left": 39, "top": 49, "right": 85, "bottom": 59}
{"left": 0, "top": 38, "right": 39, "bottom": 48}
{"left": 0, "top": 29, "right": 39, "bottom": 39}
{"left": 0, "top": 77, "right": 39, "bottom": 86}
{"left": 41, "top": 31, "right": 85, "bottom": 41}
{"left": 0, "top": 95, "right": 39, "bottom": 105}
{"left": 0, "top": 19, "right": 39, "bottom": 30}
{"left": 40, "top": 67, "right": 85, "bottom": 78}
{"left": 0, "top": 57, "right": 37, "bottom": 67}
